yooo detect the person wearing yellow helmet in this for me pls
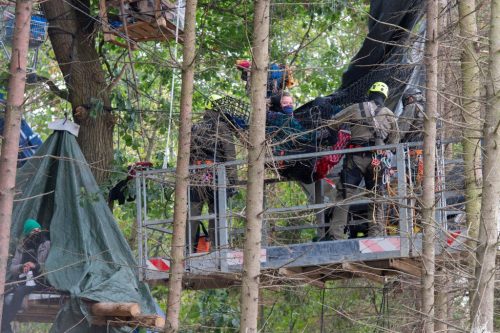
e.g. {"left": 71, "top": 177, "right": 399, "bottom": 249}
{"left": 367, "top": 81, "right": 389, "bottom": 99}
{"left": 325, "top": 82, "right": 400, "bottom": 240}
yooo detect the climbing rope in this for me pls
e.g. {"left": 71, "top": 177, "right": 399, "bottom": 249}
{"left": 371, "top": 150, "right": 399, "bottom": 234}
{"left": 162, "top": 0, "right": 183, "bottom": 169}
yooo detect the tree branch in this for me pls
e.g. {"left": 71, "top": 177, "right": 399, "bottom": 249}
{"left": 106, "top": 63, "right": 128, "bottom": 93}
{"left": 29, "top": 74, "right": 70, "bottom": 101}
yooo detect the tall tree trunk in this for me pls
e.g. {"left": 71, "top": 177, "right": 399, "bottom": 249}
{"left": 459, "top": 0, "right": 482, "bottom": 245}
{"left": 470, "top": 1, "right": 500, "bottom": 331}
{"left": 239, "top": 1, "right": 270, "bottom": 332}
{"left": 42, "top": 0, "right": 113, "bottom": 183}
{"left": 0, "top": 0, "right": 33, "bottom": 323}
{"left": 164, "top": 0, "right": 197, "bottom": 332}
{"left": 421, "top": 0, "right": 439, "bottom": 331}
{"left": 434, "top": 264, "right": 448, "bottom": 332}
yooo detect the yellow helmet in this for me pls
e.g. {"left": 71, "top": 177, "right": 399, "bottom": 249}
{"left": 368, "top": 82, "right": 389, "bottom": 99}
{"left": 205, "top": 94, "right": 223, "bottom": 110}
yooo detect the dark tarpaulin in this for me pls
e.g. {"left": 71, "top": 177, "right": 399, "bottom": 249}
{"left": 294, "top": 0, "right": 424, "bottom": 129}
{"left": 341, "top": 0, "right": 424, "bottom": 89}
{"left": 11, "top": 130, "right": 155, "bottom": 332}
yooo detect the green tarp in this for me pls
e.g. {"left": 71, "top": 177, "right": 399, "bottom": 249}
{"left": 11, "top": 130, "right": 156, "bottom": 332}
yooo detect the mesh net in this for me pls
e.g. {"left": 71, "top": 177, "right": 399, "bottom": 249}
{"left": 206, "top": 1, "right": 425, "bottom": 183}
{"left": 212, "top": 96, "right": 251, "bottom": 129}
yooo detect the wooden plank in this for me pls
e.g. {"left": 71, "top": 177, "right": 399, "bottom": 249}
{"left": 15, "top": 302, "right": 60, "bottom": 323}
{"left": 113, "top": 18, "right": 181, "bottom": 43}
{"left": 91, "top": 302, "right": 141, "bottom": 317}
{"left": 92, "top": 314, "right": 165, "bottom": 328}
{"left": 277, "top": 267, "right": 325, "bottom": 288}
{"left": 135, "top": 314, "right": 165, "bottom": 328}
{"left": 342, "top": 262, "right": 386, "bottom": 284}
{"left": 389, "top": 258, "right": 422, "bottom": 277}
{"left": 182, "top": 272, "right": 241, "bottom": 290}
{"left": 15, "top": 312, "right": 57, "bottom": 323}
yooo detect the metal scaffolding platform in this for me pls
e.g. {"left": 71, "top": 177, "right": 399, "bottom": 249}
{"left": 135, "top": 142, "right": 467, "bottom": 289}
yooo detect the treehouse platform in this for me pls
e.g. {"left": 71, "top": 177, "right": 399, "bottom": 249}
{"left": 99, "top": 0, "right": 184, "bottom": 47}
{"left": 13, "top": 291, "right": 164, "bottom": 329}
{"left": 135, "top": 143, "right": 468, "bottom": 290}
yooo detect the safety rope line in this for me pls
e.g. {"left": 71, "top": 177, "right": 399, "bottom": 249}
{"left": 162, "top": 0, "right": 182, "bottom": 169}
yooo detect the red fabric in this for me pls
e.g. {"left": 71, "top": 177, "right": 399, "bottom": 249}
{"left": 127, "top": 161, "right": 153, "bottom": 179}
{"left": 446, "top": 231, "right": 461, "bottom": 246}
{"left": 314, "top": 130, "right": 351, "bottom": 180}
{"left": 236, "top": 59, "right": 251, "bottom": 69}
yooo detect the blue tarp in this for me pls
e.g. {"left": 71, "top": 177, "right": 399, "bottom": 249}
{"left": 0, "top": 116, "right": 42, "bottom": 166}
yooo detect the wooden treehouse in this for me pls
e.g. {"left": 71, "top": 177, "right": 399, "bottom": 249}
{"left": 98, "top": 0, "right": 184, "bottom": 47}
{"left": 135, "top": 142, "right": 468, "bottom": 290}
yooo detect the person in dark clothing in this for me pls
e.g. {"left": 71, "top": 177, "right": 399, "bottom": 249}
{"left": 327, "top": 82, "right": 400, "bottom": 239}
{"left": 398, "top": 87, "right": 425, "bottom": 143}
{"left": 279, "top": 92, "right": 294, "bottom": 115}
{"left": 188, "top": 95, "right": 238, "bottom": 252}
{"left": 2, "top": 219, "right": 51, "bottom": 333}
{"left": 399, "top": 88, "right": 426, "bottom": 199}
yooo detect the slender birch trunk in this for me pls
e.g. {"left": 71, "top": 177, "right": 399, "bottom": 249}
{"left": 421, "top": 1, "right": 439, "bottom": 331}
{"left": 459, "top": 0, "right": 483, "bottom": 245}
{"left": 0, "top": 0, "right": 33, "bottom": 324}
{"left": 239, "top": 1, "right": 270, "bottom": 332}
{"left": 434, "top": 264, "right": 448, "bottom": 332}
{"left": 164, "top": 0, "right": 197, "bottom": 331}
{"left": 470, "top": 1, "right": 500, "bottom": 331}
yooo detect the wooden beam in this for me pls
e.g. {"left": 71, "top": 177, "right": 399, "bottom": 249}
{"left": 342, "top": 262, "right": 386, "bottom": 284}
{"left": 277, "top": 267, "right": 325, "bottom": 288}
{"left": 15, "top": 299, "right": 61, "bottom": 322}
{"left": 90, "top": 302, "right": 141, "bottom": 317}
{"left": 135, "top": 314, "right": 165, "bottom": 328}
{"left": 389, "top": 259, "right": 421, "bottom": 277}
{"left": 92, "top": 314, "right": 165, "bottom": 328}
{"left": 15, "top": 312, "right": 57, "bottom": 323}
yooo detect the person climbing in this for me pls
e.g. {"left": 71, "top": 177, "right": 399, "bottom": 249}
{"left": 188, "top": 94, "right": 238, "bottom": 253}
{"left": 326, "top": 82, "right": 400, "bottom": 239}
{"left": 2, "top": 219, "right": 51, "bottom": 333}
{"left": 398, "top": 87, "right": 425, "bottom": 143}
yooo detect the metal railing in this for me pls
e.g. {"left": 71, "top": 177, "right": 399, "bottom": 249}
{"left": 135, "top": 141, "right": 464, "bottom": 279}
